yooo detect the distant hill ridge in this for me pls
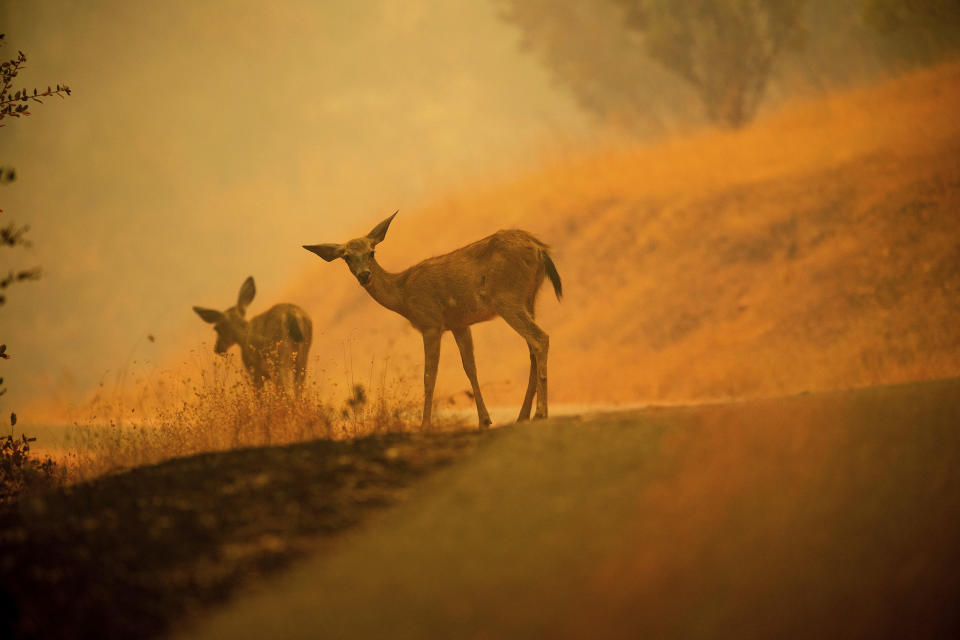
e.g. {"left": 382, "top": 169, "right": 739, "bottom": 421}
{"left": 281, "top": 61, "right": 960, "bottom": 406}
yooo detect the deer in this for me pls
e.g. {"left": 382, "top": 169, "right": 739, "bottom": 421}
{"left": 303, "top": 211, "right": 562, "bottom": 429}
{"left": 193, "top": 276, "right": 313, "bottom": 398}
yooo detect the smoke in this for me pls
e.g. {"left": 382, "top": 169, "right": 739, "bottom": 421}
{"left": 1, "top": 0, "right": 593, "bottom": 412}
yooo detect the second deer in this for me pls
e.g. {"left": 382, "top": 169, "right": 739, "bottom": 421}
{"left": 193, "top": 276, "right": 313, "bottom": 397}
{"left": 303, "top": 212, "right": 562, "bottom": 428}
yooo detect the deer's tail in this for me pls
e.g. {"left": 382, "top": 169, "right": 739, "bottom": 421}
{"left": 287, "top": 312, "right": 305, "bottom": 343}
{"left": 541, "top": 249, "right": 563, "bottom": 301}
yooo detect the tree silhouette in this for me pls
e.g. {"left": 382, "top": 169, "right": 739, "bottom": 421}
{"left": 615, "top": 0, "right": 806, "bottom": 128}
{"left": 498, "top": 0, "right": 806, "bottom": 130}
{"left": 861, "top": 0, "right": 960, "bottom": 65}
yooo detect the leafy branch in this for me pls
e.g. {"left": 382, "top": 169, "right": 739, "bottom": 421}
{"left": 0, "top": 34, "right": 71, "bottom": 126}
{"left": 1, "top": 32, "right": 68, "bottom": 308}
{"left": 0, "top": 267, "right": 42, "bottom": 307}
{"left": 2, "top": 216, "right": 32, "bottom": 248}
{"left": 0, "top": 210, "right": 42, "bottom": 307}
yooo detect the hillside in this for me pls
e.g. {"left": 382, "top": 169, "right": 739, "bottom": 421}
{"left": 285, "top": 61, "right": 960, "bottom": 409}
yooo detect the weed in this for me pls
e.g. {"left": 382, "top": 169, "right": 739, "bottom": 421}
{"left": 0, "top": 432, "right": 64, "bottom": 504}
{"left": 60, "top": 350, "right": 466, "bottom": 482}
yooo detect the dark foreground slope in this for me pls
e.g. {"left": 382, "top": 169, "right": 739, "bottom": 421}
{"left": 0, "top": 432, "right": 485, "bottom": 639}
{"left": 183, "top": 378, "right": 960, "bottom": 639}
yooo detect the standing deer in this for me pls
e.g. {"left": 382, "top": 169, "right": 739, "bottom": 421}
{"left": 193, "top": 276, "right": 313, "bottom": 397}
{"left": 303, "top": 211, "right": 562, "bottom": 428}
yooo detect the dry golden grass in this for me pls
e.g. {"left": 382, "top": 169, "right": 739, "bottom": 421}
{"left": 47, "top": 350, "right": 466, "bottom": 482}
{"left": 286, "top": 60, "right": 960, "bottom": 406}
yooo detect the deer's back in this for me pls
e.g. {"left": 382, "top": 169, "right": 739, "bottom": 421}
{"left": 399, "top": 230, "right": 548, "bottom": 330}
{"left": 249, "top": 304, "right": 312, "bottom": 349}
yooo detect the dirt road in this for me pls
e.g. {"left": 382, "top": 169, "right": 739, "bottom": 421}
{"left": 178, "top": 378, "right": 960, "bottom": 639}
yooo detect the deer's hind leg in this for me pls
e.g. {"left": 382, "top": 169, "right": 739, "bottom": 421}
{"left": 517, "top": 298, "right": 539, "bottom": 421}
{"left": 452, "top": 326, "right": 492, "bottom": 429}
{"left": 293, "top": 346, "right": 308, "bottom": 400}
{"left": 517, "top": 345, "right": 537, "bottom": 422}
{"left": 276, "top": 342, "right": 297, "bottom": 399}
{"left": 500, "top": 303, "right": 549, "bottom": 420}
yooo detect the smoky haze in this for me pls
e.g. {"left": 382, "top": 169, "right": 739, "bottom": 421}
{"left": 1, "top": 0, "right": 594, "bottom": 410}
{"left": 2, "top": 0, "right": 957, "bottom": 416}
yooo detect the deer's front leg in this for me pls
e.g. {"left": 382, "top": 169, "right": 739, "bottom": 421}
{"left": 452, "top": 326, "right": 492, "bottom": 429}
{"left": 421, "top": 329, "right": 442, "bottom": 427}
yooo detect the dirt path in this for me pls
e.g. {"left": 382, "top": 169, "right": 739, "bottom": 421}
{"left": 178, "top": 378, "right": 960, "bottom": 639}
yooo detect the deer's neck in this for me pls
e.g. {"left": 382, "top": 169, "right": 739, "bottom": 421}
{"left": 364, "top": 259, "right": 407, "bottom": 317}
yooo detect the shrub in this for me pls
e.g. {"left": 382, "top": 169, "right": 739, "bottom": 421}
{"left": 0, "top": 432, "right": 65, "bottom": 504}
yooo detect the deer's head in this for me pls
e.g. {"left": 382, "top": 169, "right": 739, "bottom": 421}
{"left": 302, "top": 211, "right": 397, "bottom": 286}
{"left": 193, "top": 276, "right": 256, "bottom": 354}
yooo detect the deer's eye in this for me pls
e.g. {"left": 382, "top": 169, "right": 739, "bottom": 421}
{"left": 368, "top": 251, "right": 375, "bottom": 258}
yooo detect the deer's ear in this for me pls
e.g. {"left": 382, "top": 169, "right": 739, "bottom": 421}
{"left": 303, "top": 243, "right": 345, "bottom": 262}
{"left": 366, "top": 210, "right": 397, "bottom": 245}
{"left": 237, "top": 276, "right": 256, "bottom": 311}
{"left": 193, "top": 306, "right": 224, "bottom": 324}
